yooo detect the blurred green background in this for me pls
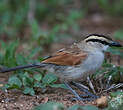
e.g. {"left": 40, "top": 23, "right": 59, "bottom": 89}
{"left": 0, "top": 0, "right": 123, "bottom": 64}
{"left": 0, "top": 0, "right": 123, "bottom": 51}
{"left": 0, "top": 0, "right": 123, "bottom": 96}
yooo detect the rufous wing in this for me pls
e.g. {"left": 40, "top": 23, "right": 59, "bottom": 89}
{"left": 42, "top": 45, "right": 87, "bottom": 66}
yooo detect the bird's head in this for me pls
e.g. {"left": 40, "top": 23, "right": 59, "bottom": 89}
{"left": 83, "top": 34, "right": 122, "bottom": 52}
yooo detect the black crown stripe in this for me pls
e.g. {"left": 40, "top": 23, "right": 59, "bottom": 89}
{"left": 85, "top": 34, "right": 112, "bottom": 40}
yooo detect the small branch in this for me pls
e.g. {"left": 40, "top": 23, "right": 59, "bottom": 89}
{"left": 106, "top": 75, "right": 112, "bottom": 89}
{"left": 103, "top": 83, "right": 123, "bottom": 92}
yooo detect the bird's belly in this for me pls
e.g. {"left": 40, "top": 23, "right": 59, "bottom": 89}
{"left": 45, "top": 52, "right": 104, "bottom": 81}
{"left": 56, "top": 52, "right": 104, "bottom": 81}
{"left": 46, "top": 65, "right": 84, "bottom": 81}
{"left": 57, "top": 66, "right": 97, "bottom": 81}
{"left": 58, "top": 67, "right": 85, "bottom": 81}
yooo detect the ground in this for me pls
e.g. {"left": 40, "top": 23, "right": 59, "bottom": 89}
{"left": 0, "top": 85, "right": 108, "bottom": 110}
{"left": 0, "top": 70, "right": 108, "bottom": 110}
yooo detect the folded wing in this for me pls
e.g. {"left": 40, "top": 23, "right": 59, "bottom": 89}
{"left": 42, "top": 45, "right": 87, "bottom": 66}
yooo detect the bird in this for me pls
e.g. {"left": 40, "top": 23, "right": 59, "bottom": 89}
{"left": 0, "top": 34, "right": 122, "bottom": 101}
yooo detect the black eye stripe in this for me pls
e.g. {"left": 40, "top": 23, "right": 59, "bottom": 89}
{"left": 86, "top": 39, "right": 110, "bottom": 45}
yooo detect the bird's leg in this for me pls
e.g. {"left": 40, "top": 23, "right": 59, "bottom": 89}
{"left": 72, "top": 82, "right": 90, "bottom": 90}
{"left": 64, "top": 81, "right": 84, "bottom": 101}
{"left": 71, "top": 81, "right": 99, "bottom": 99}
{"left": 70, "top": 82, "right": 90, "bottom": 97}
{"left": 87, "top": 77, "right": 96, "bottom": 94}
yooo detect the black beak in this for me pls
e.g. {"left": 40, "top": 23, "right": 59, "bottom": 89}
{"left": 110, "top": 41, "right": 122, "bottom": 47}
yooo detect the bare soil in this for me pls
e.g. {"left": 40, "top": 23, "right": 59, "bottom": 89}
{"left": 0, "top": 85, "right": 107, "bottom": 110}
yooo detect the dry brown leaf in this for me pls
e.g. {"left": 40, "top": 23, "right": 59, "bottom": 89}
{"left": 43, "top": 97, "right": 49, "bottom": 103}
{"left": 96, "top": 96, "right": 108, "bottom": 108}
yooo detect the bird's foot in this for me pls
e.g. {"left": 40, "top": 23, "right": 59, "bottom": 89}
{"left": 71, "top": 94, "right": 99, "bottom": 101}
{"left": 64, "top": 81, "right": 99, "bottom": 102}
{"left": 71, "top": 81, "right": 99, "bottom": 100}
{"left": 71, "top": 97, "right": 95, "bottom": 102}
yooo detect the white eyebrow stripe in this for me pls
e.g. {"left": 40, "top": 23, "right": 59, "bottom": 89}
{"left": 84, "top": 36, "right": 108, "bottom": 41}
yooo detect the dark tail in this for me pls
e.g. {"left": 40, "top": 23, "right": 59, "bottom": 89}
{"left": 0, "top": 63, "right": 45, "bottom": 73}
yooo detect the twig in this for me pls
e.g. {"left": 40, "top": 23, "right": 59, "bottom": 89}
{"left": 103, "top": 83, "right": 123, "bottom": 92}
{"left": 106, "top": 75, "right": 112, "bottom": 88}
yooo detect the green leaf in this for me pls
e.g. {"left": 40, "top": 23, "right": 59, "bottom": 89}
{"left": 68, "top": 105, "right": 99, "bottom": 110}
{"left": 32, "top": 101, "right": 64, "bottom": 110}
{"left": 42, "top": 73, "right": 57, "bottom": 85}
{"left": 8, "top": 75, "right": 22, "bottom": 88}
{"left": 34, "top": 82, "right": 44, "bottom": 88}
{"left": 22, "top": 72, "right": 34, "bottom": 87}
{"left": 22, "top": 76, "right": 29, "bottom": 87}
{"left": 108, "top": 91, "right": 123, "bottom": 110}
{"left": 33, "top": 74, "right": 42, "bottom": 81}
{"left": 23, "top": 87, "right": 35, "bottom": 96}
{"left": 3, "top": 84, "right": 11, "bottom": 89}
{"left": 82, "top": 105, "right": 99, "bottom": 110}
{"left": 50, "top": 84, "right": 67, "bottom": 89}
{"left": 110, "top": 91, "right": 123, "bottom": 97}
{"left": 68, "top": 105, "right": 83, "bottom": 110}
